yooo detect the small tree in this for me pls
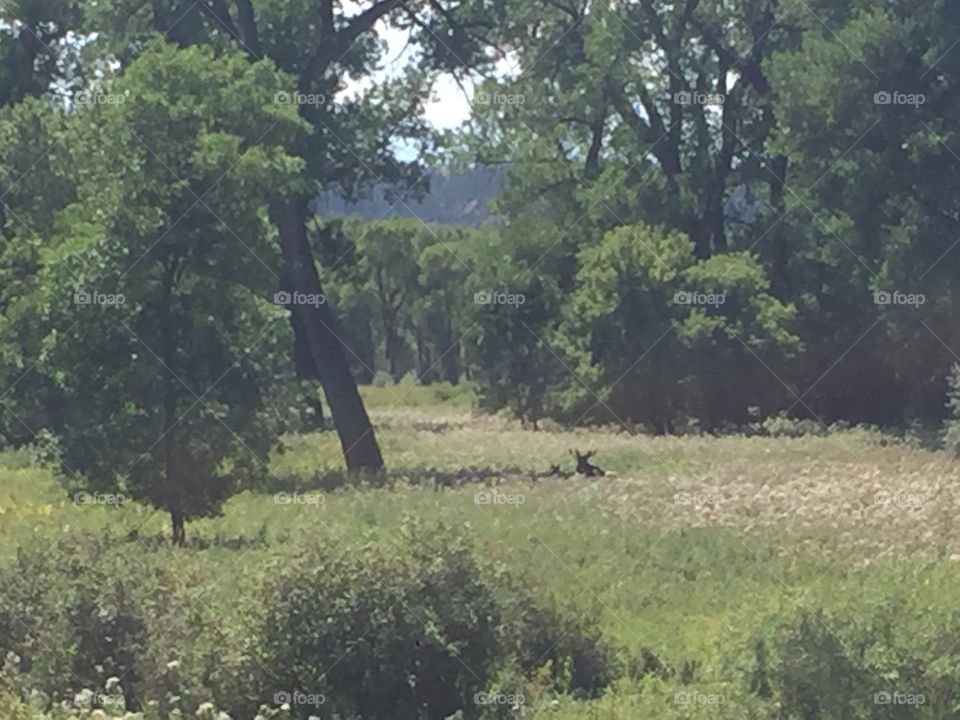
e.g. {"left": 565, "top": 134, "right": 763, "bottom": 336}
{"left": 467, "top": 229, "right": 566, "bottom": 427}
{"left": 354, "top": 219, "right": 425, "bottom": 379}
{"left": 561, "top": 224, "right": 797, "bottom": 431}
{"left": 29, "top": 44, "right": 308, "bottom": 542}
{"left": 413, "top": 227, "right": 472, "bottom": 383}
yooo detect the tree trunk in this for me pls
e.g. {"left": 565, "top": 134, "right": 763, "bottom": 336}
{"left": 768, "top": 155, "right": 790, "bottom": 292}
{"left": 170, "top": 508, "right": 185, "bottom": 546}
{"left": 159, "top": 261, "right": 185, "bottom": 546}
{"left": 358, "top": 316, "right": 376, "bottom": 383}
{"left": 270, "top": 196, "right": 384, "bottom": 471}
{"left": 415, "top": 323, "right": 430, "bottom": 382}
{"left": 383, "top": 312, "right": 400, "bottom": 379}
{"left": 439, "top": 319, "right": 461, "bottom": 384}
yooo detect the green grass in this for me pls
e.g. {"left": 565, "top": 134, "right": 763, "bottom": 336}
{"left": 2, "top": 386, "right": 958, "bottom": 717}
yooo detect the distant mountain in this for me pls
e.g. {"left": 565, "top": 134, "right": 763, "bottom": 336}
{"left": 313, "top": 166, "right": 506, "bottom": 227}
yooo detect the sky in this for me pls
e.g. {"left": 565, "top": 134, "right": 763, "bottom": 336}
{"left": 346, "top": 17, "right": 520, "bottom": 131}
{"left": 333, "top": 7, "right": 474, "bottom": 130}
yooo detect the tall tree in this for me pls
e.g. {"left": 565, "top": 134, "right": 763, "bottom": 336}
{"left": 28, "top": 44, "right": 307, "bottom": 542}
{"left": 464, "top": 0, "right": 797, "bottom": 263}
{"left": 767, "top": 0, "right": 960, "bottom": 420}
{"left": 82, "top": 0, "right": 508, "bottom": 471}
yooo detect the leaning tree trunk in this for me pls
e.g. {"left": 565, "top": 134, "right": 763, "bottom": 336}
{"left": 270, "top": 196, "right": 384, "bottom": 471}
{"left": 284, "top": 272, "right": 327, "bottom": 430}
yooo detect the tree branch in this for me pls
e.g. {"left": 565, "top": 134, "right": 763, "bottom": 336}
{"left": 234, "top": 0, "right": 261, "bottom": 56}
{"left": 341, "top": 0, "right": 407, "bottom": 49}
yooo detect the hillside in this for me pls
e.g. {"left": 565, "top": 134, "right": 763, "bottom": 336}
{"left": 313, "top": 166, "right": 506, "bottom": 226}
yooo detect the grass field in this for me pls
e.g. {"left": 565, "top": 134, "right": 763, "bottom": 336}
{"left": 2, "top": 384, "right": 959, "bottom": 718}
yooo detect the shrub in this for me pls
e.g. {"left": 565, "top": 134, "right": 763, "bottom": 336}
{"left": 260, "top": 527, "right": 502, "bottom": 718}
{"left": 259, "top": 526, "right": 619, "bottom": 718}
{"left": 757, "top": 604, "right": 960, "bottom": 719}
{"left": 559, "top": 225, "right": 797, "bottom": 431}
{"left": 760, "top": 414, "right": 829, "bottom": 438}
{"left": 497, "top": 585, "right": 618, "bottom": 699}
{"left": 772, "top": 611, "right": 871, "bottom": 719}
{"left": 0, "top": 533, "right": 148, "bottom": 710}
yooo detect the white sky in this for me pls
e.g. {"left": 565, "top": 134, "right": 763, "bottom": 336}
{"left": 343, "top": 16, "right": 521, "bottom": 130}
{"left": 344, "top": 24, "right": 472, "bottom": 129}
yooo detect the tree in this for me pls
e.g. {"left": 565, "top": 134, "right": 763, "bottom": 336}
{"left": 320, "top": 218, "right": 479, "bottom": 384}
{"left": 559, "top": 224, "right": 797, "bottom": 431}
{"left": 466, "top": 226, "right": 567, "bottom": 427}
{"left": 451, "top": 0, "right": 811, "bottom": 428}
{"left": 0, "top": 101, "right": 77, "bottom": 445}
{"left": 462, "top": 0, "right": 796, "bottom": 262}
{"left": 767, "top": 0, "right": 960, "bottom": 422}
{"left": 414, "top": 226, "right": 473, "bottom": 383}
{"left": 354, "top": 218, "right": 424, "bottom": 379}
{"left": 28, "top": 44, "right": 307, "bottom": 542}
{"left": 0, "top": 4, "right": 85, "bottom": 443}
{"left": 81, "top": 0, "right": 510, "bottom": 471}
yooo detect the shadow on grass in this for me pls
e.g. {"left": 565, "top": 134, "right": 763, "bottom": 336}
{"left": 131, "top": 526, "right": 271, "bottom": 551}
{"left": 261, "top": 463, "right": 575, "bottom": 494}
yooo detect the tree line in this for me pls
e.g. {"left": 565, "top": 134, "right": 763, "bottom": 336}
{"left": 455, "top": 0, "right": 960, "bottom": 431}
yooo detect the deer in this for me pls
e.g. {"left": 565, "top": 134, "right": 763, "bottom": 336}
{"left": 571, "top": 449, "right": 604, "bottom": 477}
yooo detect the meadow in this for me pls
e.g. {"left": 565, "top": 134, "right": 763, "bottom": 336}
{"left": 2, "top": 384, "right": 960, "bottom": 719}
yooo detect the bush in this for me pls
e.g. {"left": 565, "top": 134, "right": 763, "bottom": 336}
{"left": 760, "top": 414, "right": 829, "bottom": 438}
{"left": 259, "top": 525, "right": 619, "bottom": 718}
{"left": 260, "top": 527, "right": 502, "bottom": 718}
{"left": 0, "top": 533, "right": 148, "bottom": 710}
{"left": 771, "top": 611, "right": 871, "bottom": 719}
{"left": 495, "top": 576, "right": 618, "bottom": 699}
{"left": 558, "top": 225, "right": 798, "bottom": 431}
{"left": 756, "top": 604, "right": 960, "bottom": 719}
{"left": 0, "top": 526, "right": 620, "bottom": 718}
